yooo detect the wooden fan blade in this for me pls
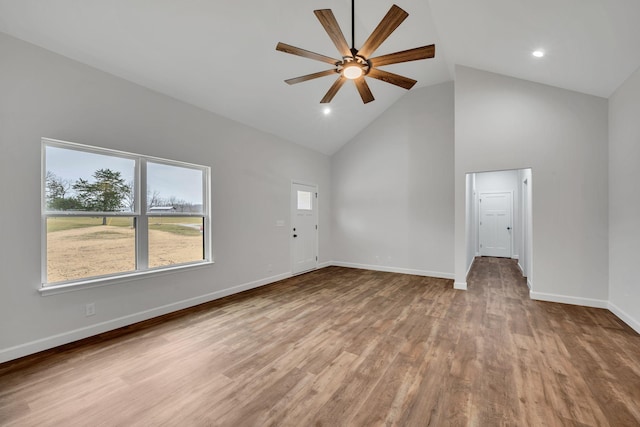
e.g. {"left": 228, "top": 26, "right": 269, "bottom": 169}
{"left": 276, "top": 42, "right": 339, "bottom": 66}
{"left": 285, "top": 69, "right": 338, "bottom": 85}
{"left": 321, "top": 76, "right": 347, "bottom": 103}
{"left": 314, "top": 9, "right": 352, "bottom": 58}
{"left": 357, "top": 4, "right": 409, "bottom": 59}
{"left": 370, "top": 45, "right": 435, "bottom": 67}
{"left": 367, "top": 68, "right": 417, "bottom": 90}
{"left": 354, "top": 78, "right": 375, "bottom": 104}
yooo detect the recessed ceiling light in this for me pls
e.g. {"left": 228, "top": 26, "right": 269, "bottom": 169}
{"left": 323, "top": 107, "right": 331, "bottom": 115}
{"left": 532, "top": 50, "right": 545, "bottom": 58}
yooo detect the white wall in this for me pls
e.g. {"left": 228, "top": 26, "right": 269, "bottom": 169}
{"left": 454, "top": 66, "right": 609, "bottom": 306}
{"left": 0, "top": 33, "right": 331, "bottom": 362}
{"left": 331, "top": 82, "right": 454, "bottom": 279}
{"left": 475, "top": 170, "right": 519, "bottom": 194}
{"left": 609, "top": 64, "right": 640, "bottom": 333}
{"left": 463, "top": 172, "right": 476, "bottom": 282}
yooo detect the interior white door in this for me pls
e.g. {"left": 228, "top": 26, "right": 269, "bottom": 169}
{"left": 479, "top": 192, "right": 512, "bottom": 258}
{"left": 291, "top": 182, "right": 318, "bottom": 274}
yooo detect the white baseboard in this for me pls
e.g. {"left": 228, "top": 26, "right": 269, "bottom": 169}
{"left": 511, "top": 255, "right": 520, "bottom": 260}
{"left": 0, "top": 272, "right": 292, "bottom": 364}
{"left": 317, "top": 261, "right": 332, "bottom": 269}
{"left": 526, "top": 278, "right": 532, "bottom": 290}
{"left": 330, "top": 261, "right": 454, "bottom": 280}
{"left": 608, "top": 302, "right": 640, "bottom": 335}
{"left": 454, "top": 282, "right": 468, "bottom": 290}
{"left": 529, "top": 291, "right": 608, "bottom": 309}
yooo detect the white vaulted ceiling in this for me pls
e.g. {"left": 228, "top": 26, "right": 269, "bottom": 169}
{"left": 1, "top": 0, "right": 639, "bottom": 154}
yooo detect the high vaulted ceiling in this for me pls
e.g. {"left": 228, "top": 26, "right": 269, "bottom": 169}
{"left": 1, "top": 1, "right": 640, "bottom": 155}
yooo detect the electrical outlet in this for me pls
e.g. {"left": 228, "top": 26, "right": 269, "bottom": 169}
{"left": 85, "top": 303, "right": 96, "bottom": 317}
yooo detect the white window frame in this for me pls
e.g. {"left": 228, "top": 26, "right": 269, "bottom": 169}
{"left": 41, "top": 138, "right": 212, "bottom": 294}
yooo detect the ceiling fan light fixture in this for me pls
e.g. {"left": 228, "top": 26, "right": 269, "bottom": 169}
{"left": 343, "top": 63, "right": 364, "bottom": 79}
{"left": 338, "top": 55, "right": 369, "bottom": 80}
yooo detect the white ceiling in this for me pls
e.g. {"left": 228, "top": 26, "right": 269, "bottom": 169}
{"left": 1, "top": 0, "right": 639, "bottom": 155}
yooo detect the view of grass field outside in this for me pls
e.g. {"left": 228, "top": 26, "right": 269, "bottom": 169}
{"left": 44, "top": 141, "right": 207, "bottom": 284}
{"left": 46, "top": 217, "right": 204, "bottom": 282}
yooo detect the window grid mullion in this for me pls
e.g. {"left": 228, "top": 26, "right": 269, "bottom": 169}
{"left": 137, "top": 159, "right": 149, "bottom": 271}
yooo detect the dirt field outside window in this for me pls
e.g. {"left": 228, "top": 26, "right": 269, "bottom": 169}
{"left": 46, "top": 221, "right": 203, "bottom": 283}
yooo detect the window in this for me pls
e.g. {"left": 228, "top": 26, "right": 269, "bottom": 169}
{"left": 297, "top": 190, "right": 312, "bottom": 210}
{"left": 42, "top": 138, "right": 211, "bottom": 287}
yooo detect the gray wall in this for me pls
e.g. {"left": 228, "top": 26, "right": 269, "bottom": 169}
{"left": 454, "top": 66, "right": 609, "bottom": 305}
{"left": 518, "top": 168, "right": 534, "bottom": 283}
{"left": 330, "top": 82, "right": 455, "bottom": 278}
{"left": 0, "top": 33, "right": 331, "bottom": 362}
{"left": 609, "top": 65, "right": 640, "bottom": 332}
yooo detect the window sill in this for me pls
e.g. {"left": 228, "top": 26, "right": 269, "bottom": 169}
{"left": 39, "top": 261, "right": 214, "bottom": 296}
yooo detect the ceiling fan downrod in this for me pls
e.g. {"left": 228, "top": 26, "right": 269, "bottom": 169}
{"left": 345, "top": 0, "right": 368, "bottom": 78}
{"left": 351, "top": 0, "right": 355, "bottom": 51}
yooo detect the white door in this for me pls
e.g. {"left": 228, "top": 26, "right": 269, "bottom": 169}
{"left": 291, "top": 182, "right": 318, "bottom": 274}
{"left": 479, "top": 192, "right": 512, "bottom": 258}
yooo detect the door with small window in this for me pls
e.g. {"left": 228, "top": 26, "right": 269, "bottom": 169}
{"left": 291, "top": 182, "right": 318, "bottom": 274}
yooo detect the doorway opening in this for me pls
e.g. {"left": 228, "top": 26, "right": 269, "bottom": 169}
{"left": 465, "top": 168, "right": 533, "bottom": 288}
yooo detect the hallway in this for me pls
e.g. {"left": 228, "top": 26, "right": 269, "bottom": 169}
{"left": 464, "top": 256, "right": 640, "bottom": 425}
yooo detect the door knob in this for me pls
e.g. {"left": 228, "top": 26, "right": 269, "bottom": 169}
{"left": 293, "top": 234, "right": 297, "bottom": 238}
{"left": 507, "top": 227, "right": 512, "bottom": 230}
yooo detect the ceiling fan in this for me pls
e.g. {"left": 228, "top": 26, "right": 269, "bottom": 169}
{"left": 276, "top": 1, "right": 435, "bottom": 104}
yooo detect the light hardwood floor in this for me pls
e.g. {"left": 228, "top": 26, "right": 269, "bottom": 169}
{"left": 1, "top": 258, "right": 639, "bottom": 426}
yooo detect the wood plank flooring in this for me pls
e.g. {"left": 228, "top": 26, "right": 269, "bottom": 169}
{"left": 1, "top": 257, "right": 640, "bottom": 426}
